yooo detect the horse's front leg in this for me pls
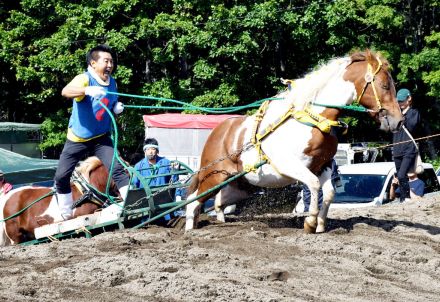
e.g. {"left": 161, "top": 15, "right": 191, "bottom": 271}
{"left": 316, "top": 178, "right": 335, "bottom": 233}
{"left": 304, "top": 179, "right": 320, "bottom": 234}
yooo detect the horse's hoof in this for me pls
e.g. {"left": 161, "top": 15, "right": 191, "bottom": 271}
{"left": 316, "top": 225, "right": 326, "bottom": 233}
{"left": 303, "top": 221, "right": 317, "bottom": 234}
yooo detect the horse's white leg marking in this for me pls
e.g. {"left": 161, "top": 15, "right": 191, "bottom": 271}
{"left": 214, "top": 185, "right": 250, "bottom": 223}
{"left": 303, "top": 178, "right": 321, "bottom": 233}
{"left": 39, "top": 194, "right": 67, "bottom": 223}
{"left": 214, "top": 190, "right": 226, "bottom": 223}
{"left": 185, "top": 191, "right": 202, "bottom": 231}
{"left": 316, "top": 168, "right": 334, "bottom": 233}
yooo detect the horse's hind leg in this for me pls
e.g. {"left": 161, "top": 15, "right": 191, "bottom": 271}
{"left": 185, "top": 174, "right": 233, "bottom": 231}
{"left": 185, "top": 190, "right": 203, "bottom": 231}
{"left": 214, "top": 184, "right": 249, "bottom": 223}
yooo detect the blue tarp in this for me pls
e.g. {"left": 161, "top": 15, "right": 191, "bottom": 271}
{"left": 0, "top": 148, "right": 58, "bottom": 186}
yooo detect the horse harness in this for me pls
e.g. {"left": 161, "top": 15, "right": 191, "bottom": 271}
{"left": 247, "top": 99, "right": 346, "bottom": 175}
{"left": 248, "top": 55, "right": 384, "bottom": 175}
{"left": 354, "top": 55, "right": 383, "bottom": 112}
{"left": 70, "top": 170, "right": 114, "bottom": 209}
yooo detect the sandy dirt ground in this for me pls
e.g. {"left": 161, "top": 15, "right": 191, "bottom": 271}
{"left": 0, "top": 192, "right": 439, "bottom": 302}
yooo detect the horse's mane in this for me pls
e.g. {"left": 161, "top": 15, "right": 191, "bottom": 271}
{"left": 77, "top": 156, "right": 103, "bottom": 181}
{"left": 349, "top": 49, "right": 389, "bottom": 70}
{"left": 281, "top": 49, "right": 388, "bottom": 110}
{"left": 76, "top": 156, "right": 119, "bottom": 195}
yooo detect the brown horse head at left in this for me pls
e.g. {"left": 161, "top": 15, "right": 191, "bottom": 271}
{"left": 0, "top": 156, "right": 119, "bottom": 245}
{"left": 185, "top": 50, "right": 403, "bottom": 234}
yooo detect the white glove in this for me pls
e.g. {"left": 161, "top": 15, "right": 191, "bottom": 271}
{"left": 85, "top": 86, "right": 106, "bottom": 99}
{"left": 113, "top": 102, "right": 124, "bottom": 114}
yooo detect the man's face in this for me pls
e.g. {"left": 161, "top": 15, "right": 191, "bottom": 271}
{"left": 145, "top": 147, "right": 158, "bottom": 160}
{"left": 398, "top": 96, "right": 411, "bottom": 111}
{"left": 90, "top": 51, "right": 114, "bottom": 81}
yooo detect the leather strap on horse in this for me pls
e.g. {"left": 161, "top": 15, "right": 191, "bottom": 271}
{"left": 294, "top": 108, "right": 348, "bottom": 135}
{"left": 248, "top": 100, "right": 270, "bottom": 172}
{"left": 249, "top": 101, "right": 294, "bottom": 175}
{"left": 71, "top": 170, "right": 110, "bottom": 209}
{"left": 355, "top": 55, "right": 383, "bottom": 111}
{"left": 248, "top": 99, "right": 347, "bottom": 176}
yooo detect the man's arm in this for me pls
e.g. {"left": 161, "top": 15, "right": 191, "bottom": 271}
{"left": 405, "top": 109, "right": 421, "bottom": 133}
{"left": 389, "top": 176, "right": 399, "bottom": 200}
{"left": 61, "top": 74, "right": 106, "bottom": 100}
{"left": 61, "top": 74, "right": 88, "bottom": 99}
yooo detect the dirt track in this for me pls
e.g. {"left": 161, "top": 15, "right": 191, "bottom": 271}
{"left": 0, "top": 193, "right": 439, "bottom": 302}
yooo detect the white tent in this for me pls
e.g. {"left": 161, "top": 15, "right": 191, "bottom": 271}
{"left": 143, "top": 113, "right": 242, "bottom": 171}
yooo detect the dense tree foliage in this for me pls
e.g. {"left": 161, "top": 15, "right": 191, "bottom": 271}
{"left": 0, "top": 0, "right": 439, "bottom": 158}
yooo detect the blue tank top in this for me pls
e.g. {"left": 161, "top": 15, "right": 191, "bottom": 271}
{"left": 68, "top": 72, "right": 118, "bottom": 139}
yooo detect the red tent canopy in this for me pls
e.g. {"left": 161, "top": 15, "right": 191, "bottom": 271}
{"left": 143, "top": 113, "right": 242, "bottom": 129}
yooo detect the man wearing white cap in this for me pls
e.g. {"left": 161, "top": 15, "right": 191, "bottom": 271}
{"left": 132, "top": 138, "right": 178, "bottom": 188}
{"left": 392, "top": 88, "right": 421, "bottom": 202}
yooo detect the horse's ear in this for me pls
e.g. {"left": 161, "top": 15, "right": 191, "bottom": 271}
{"left": 350, "top": 50, "right": 367, "bottom": 64}
{"left": 365, "top": 49, "right": 374, "bottom": 63}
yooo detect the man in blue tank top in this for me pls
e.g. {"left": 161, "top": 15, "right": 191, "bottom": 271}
{"left": 53, "top": 44, "right": 129, "bottom": 221}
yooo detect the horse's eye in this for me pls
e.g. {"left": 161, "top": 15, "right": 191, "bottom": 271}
{"left": 380, "top": 81, "right": 390, "bottom": 90}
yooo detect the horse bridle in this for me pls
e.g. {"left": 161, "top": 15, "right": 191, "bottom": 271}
{"left": 355, "top": 55, "right": 383, "bottom": 112}
{"left": 71, "top": 170, "right": 110, "bottom": 208}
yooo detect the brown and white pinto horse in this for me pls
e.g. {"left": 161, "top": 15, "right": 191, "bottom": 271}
{"left": 0, "top": 156, "right": 118, "bottom": 245}
{"left": 185, "top": 50, "right": 404, "bottom": 233}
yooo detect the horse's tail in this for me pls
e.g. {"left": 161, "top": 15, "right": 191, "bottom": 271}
{"left": 187, "top": 173, "right": 200, "bottom": 195}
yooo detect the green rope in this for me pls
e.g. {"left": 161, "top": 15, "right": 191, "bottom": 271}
{"left": 97, "top": 100, "right": 151, "bottom": 210}
{"left": 311, "top": 102, "right": 368, "bottom": 112}
{"left": 106, "top": 91, "right": 282, "bottom": 113}
{"left": 133, "top": 160, "right": 267, "bottom": 229}
{"left": 0, "top": 190, "right": 55, "bottom": 222}
{"left": 108, "top": 91, "right": 368, "bottom": 113}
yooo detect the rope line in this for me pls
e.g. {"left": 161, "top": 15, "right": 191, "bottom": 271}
{"left": 108, "top": 91, "right": 369, "bottom": 113}
{"left": 107, "top": 91, "right": 282, "bottom": 113}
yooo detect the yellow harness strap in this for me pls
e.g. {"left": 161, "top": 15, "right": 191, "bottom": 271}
{"left": 355, "top": 56, "right": 383, "bottom": 111}
{"left": 248, "top": 96, "right": 348, "bottom": 175}
{"left": 295, "top": 108, "right": 345, "bottom": 134}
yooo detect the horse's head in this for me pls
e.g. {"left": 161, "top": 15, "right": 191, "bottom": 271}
{"left": 76, "top": 156, "right": 120, "bottom": 198}
{"left": 345, "top": 50, "right": 403, "bottom": 132}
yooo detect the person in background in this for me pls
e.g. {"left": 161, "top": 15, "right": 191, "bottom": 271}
{"left": 53, "top": 44, "right": 130, "bottom": 221}
{"left": 390, "top": 172, "right": 425, "bottom": 201}
{"left": 392, "top": 88, "right": 421, "bottom": 203}
{"left": 132, "top": 138, "right": 179, "bottom": 221}
{"left": 0, "top": 170, "right": 13, "bottom": 197}
{"left": 132, "top": 138, "right": 179, "bottom": 189}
